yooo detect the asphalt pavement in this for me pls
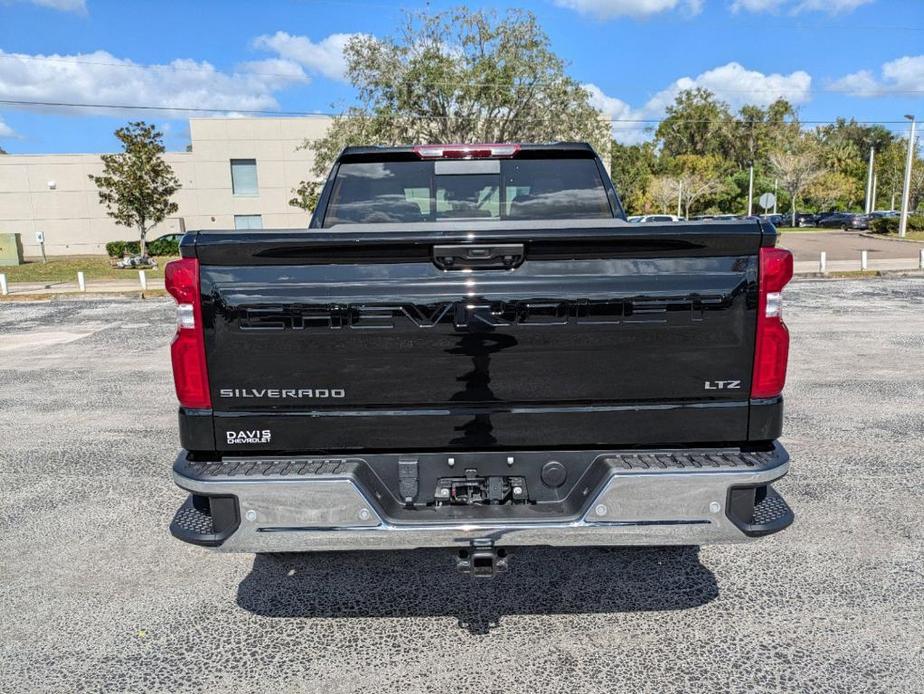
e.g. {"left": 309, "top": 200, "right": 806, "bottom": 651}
{"left": 1, "top": 280, "right": 923, "bottom": 693}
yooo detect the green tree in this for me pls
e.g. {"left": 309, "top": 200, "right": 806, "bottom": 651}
{"left": 770, "top": 145, "right": 822, "bottom": 226}
{"left": 288, "top": 178, "right": 319, "bottom": 213}
{"left": 875, "top": 140, "right": 910, "bottom": 211}
{"left": 666, "top": 154, "right": 730, "bottom": 219}
{"left": 819, "top": 140, "right": 861, "bottom": 178}
{"left": 815, "top": 118, "right": 893, "bottom": 160}
{"left": 655, "top": 88, "right": 735, "bottom": 159}
{"left": 813, "top": 118, "right": 894, "bottom": 207}
{"left": 610, "top": 141, "right": 657, "bottom": 213}
{"left": 89, "top": 122, "right": 180, "bottom": 257}
{"left": 722, "top": 100, "right": 800, "bottom": 213}
{"left": 716, "top": 168, "right": 774, "bottom": 215}
{"left": 291, "top": 6, "right": 609, "bottom": 212}
{"left": 647, "top": 175, "right": 681, "bottom": 215}
{"left": 910, "top": 157, "right": 924, "bottom": 212}
{"left": 727, "top": 99, "right": 799, "bottom": 171}
{"left": 806, "top": 171, "right": 861, "bottom": 212}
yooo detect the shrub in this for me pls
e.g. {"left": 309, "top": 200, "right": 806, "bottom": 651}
{"left": 106, "top": 241, "right": 126, "bottom": 257}
{"left": 106, "top": 240, "right": 141, "bottom": 257}
{"left": 146, "top": 237, "right": 180, "bottom": 256}
{"left": 869, "top": 217, "right": 898, "bottom": 234}
{"left": 869, "top": 215, "right": 924, "bottom": 234}
{"left": 106, "top": 238, "right": 177, "bottom": 257}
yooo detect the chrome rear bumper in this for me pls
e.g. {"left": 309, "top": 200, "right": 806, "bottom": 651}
{"left": 171, "top": 446, "right": 792, "bottom": 552}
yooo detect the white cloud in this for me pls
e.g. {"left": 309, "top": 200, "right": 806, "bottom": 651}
{"left": 588, "top": 62, "right": 812, "bottom": 143}
{"left": 0, "top": 49, "right": 309, "bottom": 117}
{"left": 0, "top": 117, "right": 16, "bottom": 138}
{"left": 252, "top": 32, "right": 362, "bottom": 81}
{"left": 829, "top": 55, "right": 924, "bottom": 97}
{"left": 584, "top": 83, "right": 651, "bottom": 144}
{"left": 655, "top": 62, "right": 812, "bottom": 110}
{"left": 19, "top": 0, "right": 86, "bottom": 13}
{"left": 555, "top": 0, "right": 702, "bottom": 20}
{"left": 584, "top": 84, "right": 636, "bottom": 121}
{"left": 791, "top": 0, "right": 872, "bottom": 12}
{"left": 731, "top": 0, "right": 873, "bottom": 13}
{"left": 828, "top": 70, "right": 880, "bottom": 97}
{"left": 730, "top": 0, "right": 787, "bottom": 10}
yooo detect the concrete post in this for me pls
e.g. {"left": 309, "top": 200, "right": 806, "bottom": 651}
{"left": 919, "top": 249, "right": 924, "bottom": 270}
{"left": 819, "top": 251, "right": 827, "bottom": 273}
{"left": 0, "top": 273, "right": 7, "bottom": 296}
{"left": 860, "top": 250, "right": 869, "bottom": 270}
{"left": 77, "top": 271, "right": 86, "bottom": 292}
{"left": 138, "top": 270, "right": 147, "bottom": 291}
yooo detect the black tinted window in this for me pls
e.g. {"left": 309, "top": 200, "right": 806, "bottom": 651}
{"left": 323, "top": 158, "right": 612, "bottom": 227}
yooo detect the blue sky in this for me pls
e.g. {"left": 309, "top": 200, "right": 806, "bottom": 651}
{"left": 0, "top": 0, "right": 922, "bottom": 153}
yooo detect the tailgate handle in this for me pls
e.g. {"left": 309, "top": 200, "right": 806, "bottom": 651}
{"left": 433, "top": 243, "right": 525, "bottom": 270}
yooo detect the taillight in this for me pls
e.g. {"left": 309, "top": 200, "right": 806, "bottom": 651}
{"left": 751, "top": 247, "right": 794, "bottom": 399}
{"left": 413, "top": 143, "right": 520, "bottom": 159}
{"left": 164, "top": 257, "right": 211, "bottom": 409}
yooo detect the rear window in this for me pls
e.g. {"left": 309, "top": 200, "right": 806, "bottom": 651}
{"left": 322, "top": 158, "right": 613, "bottom": 227}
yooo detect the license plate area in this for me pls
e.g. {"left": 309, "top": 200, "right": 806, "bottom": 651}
{"left": 433, "top": 469, "right": 528, "bottom": 506}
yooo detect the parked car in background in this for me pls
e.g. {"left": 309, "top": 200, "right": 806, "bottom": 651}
{"left": 815, "top": 212, "right": 853, "bottom": 229}
{"left": 628, "top": 214, "right": 680, "bottom": 223}
{"left": 761, "top": 214, "right": 786, "bottom": 227}
{"left": 845, "top": 212, "right": 893, "bottom": 231}
{"left": 150, "top": 233, "right": 184, "bottom": 244}
{"left": 792, "top": 213, "right": 819, "bottom": 227}
{"left": 691, "top": 213, "right": 744, "bottom": 221}
{"left": 816, "top": 211, "right": 890, "bottom": 230}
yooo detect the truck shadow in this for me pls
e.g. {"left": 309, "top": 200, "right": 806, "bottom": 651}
{"left": 236, "top": 545, "right": 718, "bottom": 635}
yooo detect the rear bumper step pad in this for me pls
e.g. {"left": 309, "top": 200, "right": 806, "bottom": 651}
{"left": 726, "top": 484, "right": 794, "bottom": 537}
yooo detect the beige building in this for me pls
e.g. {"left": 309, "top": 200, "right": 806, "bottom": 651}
{"left": 0, "top": 116, "right": 333, "bottom": 256}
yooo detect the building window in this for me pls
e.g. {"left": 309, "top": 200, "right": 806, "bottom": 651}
{"left": 234, "top": 214, "right": 263, "bottom": 230}
{"left": 230, "top": 159, "right": 258, "bottom": 196}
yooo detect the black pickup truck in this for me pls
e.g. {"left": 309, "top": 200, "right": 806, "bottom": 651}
{"left": 167, "top": 142, "right": 794, "bottom": 576}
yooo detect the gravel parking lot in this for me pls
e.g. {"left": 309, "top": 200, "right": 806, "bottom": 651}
{"left": 1, "top": 279, "right": 923, "bottom": 693}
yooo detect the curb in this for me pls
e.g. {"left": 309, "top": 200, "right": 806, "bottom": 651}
{"left": 793, "top": 269, "right": 924, "bottom": 281}
{"left": 0, "top": 290, "right": 168, "bottom": 302}
{"left": 858, "top": 232, "right": 924, "bottom": 244}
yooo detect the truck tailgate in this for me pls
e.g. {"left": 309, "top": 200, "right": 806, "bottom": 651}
{"left": 190, "top": 220, "right": 769, "bottom": 452}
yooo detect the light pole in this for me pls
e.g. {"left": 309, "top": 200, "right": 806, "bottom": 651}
{"left": 865, "top": 145, "right": 875, "bottom": 214}
{"left": 677, "top": 180, "right": 683, "bottom": 219}
{"left": 747, "top": 164, "right": 754, "bottom": 217}
{"left": 899, "top": 114, "right": 916, "bottom": 238}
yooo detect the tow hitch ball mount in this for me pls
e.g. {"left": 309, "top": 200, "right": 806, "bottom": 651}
{"left": 456, "top": 539, "right": 509, "bottom": 578}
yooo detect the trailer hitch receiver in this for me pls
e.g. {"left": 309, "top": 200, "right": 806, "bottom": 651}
{"left": 456, "top": 539, "right": 508, "bottom": 578}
